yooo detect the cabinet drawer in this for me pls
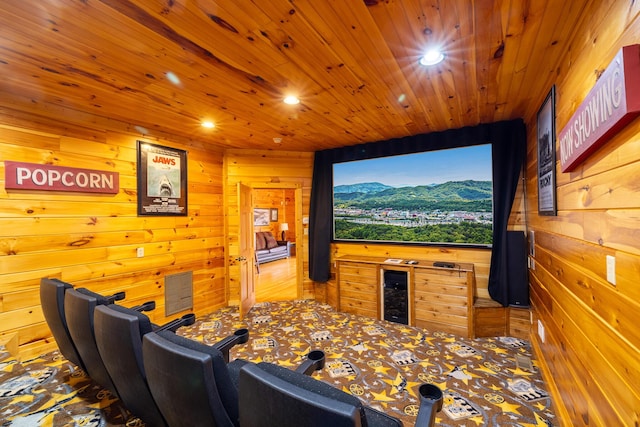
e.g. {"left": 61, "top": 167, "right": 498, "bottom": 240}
{"left": 340, "top": 297, "right": 377, "bottom": 318}
{"left": 415, "top": 299, "right": 469, "bottom": 318}
{"left": 414, "top": 282, "right": 467, "bottom": 296}
{"left": 339, "top": 263, "right": 378, "bottom": 278}
{"left": 415, "top": 271, "right": 467, "bottom": 286}
{"left": 339, "top": 278, "right": 377, "bottom": 293}
{"left": 415, "top": 289, "right": 467, "bottom": 305}
{"left": 415, "top": 318, "right": 467, "bottom": 336}
{"left": 414, "top": 308, "right": 467, "bottom": 326}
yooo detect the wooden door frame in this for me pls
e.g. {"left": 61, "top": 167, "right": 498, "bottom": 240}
{"left": 246, "top": 183, "right": 303, "bottom": 300}
{"left": 238, "top": 182, "right": 255, "bottom": 318}
{"left": 225, "top": 181, "right": 303, "bottom": 307}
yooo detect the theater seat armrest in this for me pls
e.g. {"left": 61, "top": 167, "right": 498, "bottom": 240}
{"left": 156, "top": 313, "right": 196, "bottom": 333}
{"left": 213, "top": 328, "right": 249, "bottom": 363}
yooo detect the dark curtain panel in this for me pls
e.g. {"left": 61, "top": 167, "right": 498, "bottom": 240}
{"left": 487, "top": 122, "right": 527, "bottom": 305}
{"left": 309, "top": 120, "right": 526, "bottom": 306}
{"left": 309, "top": 150, "right": 333, "bottom": 282}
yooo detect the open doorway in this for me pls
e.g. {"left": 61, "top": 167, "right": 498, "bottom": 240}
{"left": 251, "top": 186, "right": 301, "bottom": 302}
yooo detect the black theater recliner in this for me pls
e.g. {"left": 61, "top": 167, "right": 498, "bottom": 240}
{"left": 238, "top": 362, "right": 443, "bottom": 427}
{"left": 142, "top": 328, "right": 249, "bottom": 427}
{"left": 93, "top": 304, "right": 195, "bottom": 427}
{"left": 64, "top": 287, "right": 125, "bottom": 395}
{"left": 40, "top": 278, "right": 85, "bottom": 371}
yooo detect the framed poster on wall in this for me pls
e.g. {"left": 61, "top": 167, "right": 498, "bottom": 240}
{"left": 537, "top": 86, "right": 557, "bottom": 216}
{"left": 254, "top": 208, "right": 270, "bottom": 226}
{"left": 137, "top": 141, "right": 188, "bottom": 216}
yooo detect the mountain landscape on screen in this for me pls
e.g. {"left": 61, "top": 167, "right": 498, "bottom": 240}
{"left": 333, "top": 180, "right": 493, "bottom": 245}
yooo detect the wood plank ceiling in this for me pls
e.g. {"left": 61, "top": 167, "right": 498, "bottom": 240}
{"left": 0, "top": 0, "right": 588, "bottom": 151}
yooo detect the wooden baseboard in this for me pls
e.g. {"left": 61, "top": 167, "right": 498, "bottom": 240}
{"left": 529, "top": 330, "right": 572, "bottom": 426}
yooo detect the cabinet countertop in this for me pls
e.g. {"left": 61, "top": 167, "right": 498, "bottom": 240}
{"left": 335, "top": 255, "right": 474, "bottom": 272}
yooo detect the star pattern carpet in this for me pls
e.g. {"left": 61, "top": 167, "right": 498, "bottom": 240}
{"left": 0, "top": 299, "right": 556, "bottom": 426}
{"left": 182, "top": 300, "right": 555, "bottom": 426}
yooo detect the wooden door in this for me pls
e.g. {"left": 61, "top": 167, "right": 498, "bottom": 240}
{"left": 238, "top": 183, "right": 255, "bottom": 319}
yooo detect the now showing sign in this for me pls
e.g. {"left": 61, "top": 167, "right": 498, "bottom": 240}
{"left": 559, "top": 44, "right": 640, "bottom": 172}
{"left": 5, "top": 161, "right": 119, "bottom": 194}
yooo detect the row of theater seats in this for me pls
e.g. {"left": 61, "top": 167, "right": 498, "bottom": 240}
{"left": 39, "top": 277, "right": 443, "bottom": 427}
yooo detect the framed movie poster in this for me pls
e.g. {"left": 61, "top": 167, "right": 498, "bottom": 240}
{"left": 537, "top": 86, "right": 557, "bottom": 216}
{"left": 137, "top": 141, "right": 187, "bottom": 216}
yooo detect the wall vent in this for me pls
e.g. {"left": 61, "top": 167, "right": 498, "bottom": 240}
{"left": 165, "top": 271, "right": 193, "bottom": 316}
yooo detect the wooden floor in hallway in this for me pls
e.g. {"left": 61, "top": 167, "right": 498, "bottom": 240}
{"left": 255, "top": 255, "right": 297, "bottom": 302}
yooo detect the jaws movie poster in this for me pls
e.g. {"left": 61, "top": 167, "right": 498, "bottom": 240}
{"left": 137, "top": 141, "right": 188, "bottom": 216}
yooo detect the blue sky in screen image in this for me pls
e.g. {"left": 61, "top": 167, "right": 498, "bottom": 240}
{"left": 333, "top": 144, "right": 492, "bottom": 187}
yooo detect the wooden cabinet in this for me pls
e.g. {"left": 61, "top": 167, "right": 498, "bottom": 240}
{"left": 414, "top": 266, "right": 474, "bottom": 337}
{"left": 336, "top": 256, "right": 476, "bottom": 337}
{"left": 473, "top": 297, "right": 508, "bottom": 337}
{"left": 336, "top": 261, "right": 379, "bottom": 318}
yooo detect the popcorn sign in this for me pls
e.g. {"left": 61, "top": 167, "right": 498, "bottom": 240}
{"left": 4, "top": 161, "right": 119, "bottom": 194}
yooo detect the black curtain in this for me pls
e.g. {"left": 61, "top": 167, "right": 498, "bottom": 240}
{"left": 308, "top": 150, "right": 334, "bottom": 283}
{"left": 309, "top": 119, "right": 526, "bottom": 306}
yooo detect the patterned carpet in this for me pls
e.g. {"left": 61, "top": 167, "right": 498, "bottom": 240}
{"left": 0, "top": 299, "right": 556, "bottom": 426}
{"left": 0, "top": 350, "right": 133, "bottom": 426}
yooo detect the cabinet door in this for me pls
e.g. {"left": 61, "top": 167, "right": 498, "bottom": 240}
{"left": 414, "top": 268, "right": 469, "bottom": 336}
{"left": 338, "top": 262, "right": 378, "bottom": 318}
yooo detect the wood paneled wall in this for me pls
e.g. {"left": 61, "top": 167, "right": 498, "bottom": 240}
{"left": 0, "top": 107, "right": 227, "bottom": 360}
{"left": 524, "top": 1, "right": 640, "bottom": 425}
{"left": 224, "top": 149, "right": 313, "bottom": 303}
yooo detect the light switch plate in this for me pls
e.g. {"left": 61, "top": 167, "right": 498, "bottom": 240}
{"left": 537, "top": 320, "right": 545, "bottom": 343}
{"left": 606, "top": 255, "right": 616, "bottom": 285}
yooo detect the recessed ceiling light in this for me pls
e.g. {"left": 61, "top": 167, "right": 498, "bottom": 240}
{"left": 201, "top": 121, "right": 215, "bottom": 128}
{"left": 283, "top": 95, "right": 300, "bottom": 105}
{"left": 166, "top": 71, "right": 181, "bottom": 85}
{"left": 419, "top": 49, "right": 445, "bottom": 66}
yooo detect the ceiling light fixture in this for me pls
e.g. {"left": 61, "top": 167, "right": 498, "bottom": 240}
{"left": 419, "top": 49, "right": 445, "bottom": 66}
{"left": 134, "top": 125, "right": 148, "bottom": 134}
{"left": 166, "top": 71, "right": 181, "bottom": 85}
{"left": 283, "top": 95, "right": 300, "bottom": 105}
{"left": 273, "top": 137, "right": 282, "bottom": 144}
{"left": 201, "top": 121, "right": 215, "bottom": 128}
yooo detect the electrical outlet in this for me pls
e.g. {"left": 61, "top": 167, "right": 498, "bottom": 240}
{"left": 136, "top": 247, "right": 144, "bottom": 258}
{"left": 606, "top": 255, "right": 616, "bottom": 285}
{"left": 537, "top": 320, "right": 545, "bottom": 343}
